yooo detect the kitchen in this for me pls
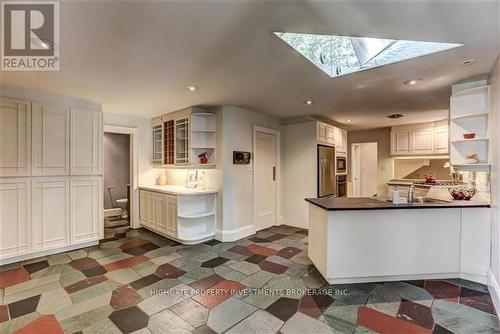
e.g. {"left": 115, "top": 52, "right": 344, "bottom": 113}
{"left": 1, "top": 2, "right": 500, "bottom": 334}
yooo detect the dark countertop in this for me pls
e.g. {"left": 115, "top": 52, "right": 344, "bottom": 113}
{"left": 305, "top": 197, "right": 491, "bottom": 211}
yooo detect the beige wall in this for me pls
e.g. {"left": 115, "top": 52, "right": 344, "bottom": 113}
{"left": 348, "top": 127, "right": 393, "bottom": 197}
{"left": 489, "top": 54, "right": 500, "bottom": 303}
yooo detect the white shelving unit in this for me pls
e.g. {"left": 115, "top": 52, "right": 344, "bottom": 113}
{"left": 190, "top": 112, "right": 216, "bottom": 166}
{"left": 450, "top": 85, "right": 491, "bottom": 169}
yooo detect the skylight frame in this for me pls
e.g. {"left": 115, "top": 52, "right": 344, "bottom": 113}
{"left": 273, "top": 32, "right": 464, "bottom": 78}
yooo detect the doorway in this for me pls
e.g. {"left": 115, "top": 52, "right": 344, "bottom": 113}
{"left": 102, "top": 125, "right": 139, "bottom": 240}
{"left": 253, "top": 126, "right": 280, "bottom": 232}
{"left": 351, "top": 142, "right": 378, "bottom": 197}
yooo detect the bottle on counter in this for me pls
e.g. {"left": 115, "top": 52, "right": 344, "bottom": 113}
{"left": 392, "top": 185, "right": 401, "bottom": 204}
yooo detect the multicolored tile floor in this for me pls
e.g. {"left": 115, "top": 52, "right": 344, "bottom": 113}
{"left": 1, "top": 225, "right": 499, "bottom": 334}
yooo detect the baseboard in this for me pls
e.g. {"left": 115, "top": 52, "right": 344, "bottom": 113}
{"left": 459, "top": 271, "right": 488, "bottom": 285}
{"left": 216, "top": 225, "right": 255, "bottom": 242}
{"left": 326, "top": 272, "right": 460, "bottom": 285}
{"left": 488, "top": 270, "right": 500, "bottom": 315}
{"left": 1, "top": 240, "right": 99, "bottom": 266}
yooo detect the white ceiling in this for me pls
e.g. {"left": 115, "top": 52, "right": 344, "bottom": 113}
{"left": 2, "top": 1, "right": 499, "bottom": 130}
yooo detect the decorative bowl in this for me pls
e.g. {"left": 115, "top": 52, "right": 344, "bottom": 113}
{"left": 448, "top": 187, "right": 477, "bottom": 201}
{"left": 463, "top": 133, "right": 476, "bottom": 139}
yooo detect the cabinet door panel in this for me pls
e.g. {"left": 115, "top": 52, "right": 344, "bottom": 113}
{"left": 413, "top": 128, "right": 434, "bottom": 154}
{"left": 71, "top": 177, "right": 101, "bottom": 245}
{"left": 32, "top": 103, "right": 70, "bottom": 176}
{"left": 166, "top": 195, "right": 178, "bottom": 237}
{"left": 434, "top": 126, "right": 449, "bottom": 154}
{"left": 392, "top": 130, "right": 412, "bottom": 155}
{"left": 139, "top": 190, "right": 149, "bottom": 227}
{"left": 0, "top": 99, "right": 30, "bottom": 177}
{"left": 0, "top": 179, "right": 30, "bottom": 258}
{"left": 32, "top": 178, "right": 70, "bottom": 250}
{"left": 71, "top": 109, "right": 102, "bottom": 175}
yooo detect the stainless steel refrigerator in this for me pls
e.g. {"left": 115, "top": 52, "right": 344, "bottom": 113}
{"left": 317, "top": 145, "right": 335, "bottom": 197}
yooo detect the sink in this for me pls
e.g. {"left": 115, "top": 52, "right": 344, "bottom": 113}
{"left": 372, "top": 196, "right": 448, "bottom": 205}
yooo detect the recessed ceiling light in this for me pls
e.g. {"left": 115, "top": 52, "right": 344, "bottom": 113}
{"left": 184, "top": 85, "right": 199, "bottom": 91}
{"left": 303, "top": 100, "right": 313, "bottom": 105}
{"left": 346, "top": 119, "right": 353, "bottom": 123}
{"left": 403, "top": 79, "right": 423, "bottom": 86}
{"left": 386, "top": 113, "right": 405, "bottom": 119}
{"left": 461, "top": 59, "right": 475, "bottom": 65}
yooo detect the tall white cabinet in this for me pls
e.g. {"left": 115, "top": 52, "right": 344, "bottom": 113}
{"left": 0, "top": 97, "right": 103, "bottom": 265}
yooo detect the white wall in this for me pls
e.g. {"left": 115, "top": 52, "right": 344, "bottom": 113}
{"left": 281, "top": 121, "right": 317, "bottom": 229}
{"left": 217, "top": 105, "right": 281, "bottom": 240}
{"left": 489, "top": 55, "right": 500, "bottom": 309}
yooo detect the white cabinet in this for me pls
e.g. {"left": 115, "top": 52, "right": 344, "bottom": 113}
{"left": 32, "top": 103, "right": 70, "bottom": 176}
{"left": 139, "top": 189, "right": 215, "bottom": 244}
{"left": 70, "top": 109, "right": 102, "bottom": 175}
{"left": 434, "top": 125, "right": 449, "bottom": 154}
{"left": 140, "top": 190, "right": 178, "bottom": 239}
{"left": 70, "top": 177, "right": 102, "bottom": 245}
{"left": 317, "top": 122, "right": 347, "bottom": 151}
{"left": 391, "top": 128, "right": 412, "bottom": 155}
{"left": 0, "top": 99, "right": 30, "bottom": 177}
{"left": 151, "top": 122, "right": 163, "bottom": 166}
{"left": 412, "top": 127, "right": 434, "bottom": 154}
{"left": 0, "top": 179, "right": 30, "bottom": 259}
{"left": 31, "top": 177, "right": 70, "bottom": 251}
{"left": 391, "top": 121, "right": 449, "bottom": 156}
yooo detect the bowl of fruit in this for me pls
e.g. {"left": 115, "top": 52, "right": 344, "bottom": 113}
{"left": 448, "top": 187, "right": 477, "bottom": 201}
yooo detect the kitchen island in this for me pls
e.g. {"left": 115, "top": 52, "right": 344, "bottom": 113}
{"left": 305, "top": 197, "right": 491, "bottom": 285}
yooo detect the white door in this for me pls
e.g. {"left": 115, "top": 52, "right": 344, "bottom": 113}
{"left": 32, "top": 177, "right": 70, "bottom": 250}
{"left": 413, "top": 127, "right": 434, "bottom": 154}
{"left": 352, "top": 143, "right": 378, "bottom": 197}
{"left": 71, "top": 177, "right": 101, "bottom": 245}
{"left": 71, "top": 109, "right": 102, "bottom": 175}
{"left": 139, "top": 190, "right": 150, "bottom": 227}
{"left": 0, "top": 99, "right": 30, "bottom": 177}
{"left": 254, "top": 130, "right": 278, "bottom": 231}
{"left": 0, "top": 178, "right": 30, "bottom": 259}
{"left": 32, "top": 103, "right": 70, "bottom": 176}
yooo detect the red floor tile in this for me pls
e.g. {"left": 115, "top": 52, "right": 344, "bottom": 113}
{"left": 14, "top": 315, "right": 64, "bottom": 334}
{"left": 247, "top": 244, "right": 277, "bottom": 256}
{"left": 155, "top": 263, "right": 186, "bottom": 279}
{"left": 259, "top": 260, "right": 288, "bottom": 274}
{"left": 119, "top": 239, "right": 151, "bottom": 250}
{"left": 0, "top": 305, "right": 9, "bottom": 323}
{"left": 190, "top": 274, "right": 225, "bottom": 290}
{"left": 424, "top": 281, "right": 460, "bottom": 302}
{"left": 192, "top": 280, "right": 245, "bottom": 309}
{"left": 298, "top": 294, "right": 334, "bottom": 319}
{"left": 397, "top": 299, "right": 435, "bottom": 329}
{"left": 70, "top": 257, "right": 101, "bottom": 271}
{"left": 0, "top": 268, "right": 30, "bottom": 289}
{"left": 103, "top": 255, "right": 148, "bottom": 272}
{"left": 227, "top": 245, "right": 253, "bottom": 256}
{"left": 459, "top": 287, "right": 497, "bottom": 315}
{"left": 110, "top": 285, "right": 143, "bottom": 310}
{"left": 358, "top": 307, "right": 432, "bottom": 334}
{"left": 64, "top": 275, "right": 107, "bottom": 294}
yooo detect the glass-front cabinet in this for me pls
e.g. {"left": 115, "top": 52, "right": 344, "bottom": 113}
{"left": 175, "top": 118, "right": 189, "bottom": 164}
{"left": 151, "top": 108, "right": 216, "bottom": 167}
{"left": 151, "top": 123, "right": 163, "bottom": 166}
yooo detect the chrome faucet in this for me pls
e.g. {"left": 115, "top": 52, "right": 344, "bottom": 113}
{"left": 408, "top": 184, "right": 416, "bottom": 204}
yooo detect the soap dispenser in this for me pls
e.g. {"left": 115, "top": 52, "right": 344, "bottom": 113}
{"left": 392, "top": 186, "right": 400, "bottom": 204}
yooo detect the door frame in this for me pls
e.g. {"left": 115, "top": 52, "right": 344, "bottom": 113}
{"left": 103, "top": 125, "right": 139, "bottom": 232}
{"left": 253, "top": 125, "right": 281, "bottom": 232}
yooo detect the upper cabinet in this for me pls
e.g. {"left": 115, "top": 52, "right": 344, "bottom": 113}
{"left": 0, "top": 99, "right": 30, "bottom": 177}
{"left": 450, "top": 85, "right": 491, "bottom": 167}
{"left": 316, "top": 122, "right": 348, "bottom": 152}
{"left": 32, "top": 103, "right": 70, "bottom": 176}
{"left": 70, "top": 109, "right": 102, "bottom": 175}
{"left": 391, "top": 121, "right": 449, "bottom": 156}
{"left": 151, "top": 108, "right": 216, "bottom": 167}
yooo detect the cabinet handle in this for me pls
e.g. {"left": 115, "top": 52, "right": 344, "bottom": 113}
{"left": 273, "top": 166, "right": 276, "bottom": 181}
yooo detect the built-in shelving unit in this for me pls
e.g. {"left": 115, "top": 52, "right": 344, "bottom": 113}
{"left": 450, "top": 85, "right": 491, "bottom": 169}
{"left": 151, "top": 108, "right": 217, "bottom": 168}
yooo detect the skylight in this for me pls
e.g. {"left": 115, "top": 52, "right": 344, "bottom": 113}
{"left": 274, "top": 32, "right": 463, "bottom": 78}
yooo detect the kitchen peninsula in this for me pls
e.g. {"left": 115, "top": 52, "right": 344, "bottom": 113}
{"left": 306, "top": 197, "right": 491, "bottom": 285}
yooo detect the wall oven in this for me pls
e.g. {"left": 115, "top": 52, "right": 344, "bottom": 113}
{"left": 336, "top": 155, "right": 347, "bottom": 174}
{"left": 336, "top": 175, "right": 347, "bottom": 198}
